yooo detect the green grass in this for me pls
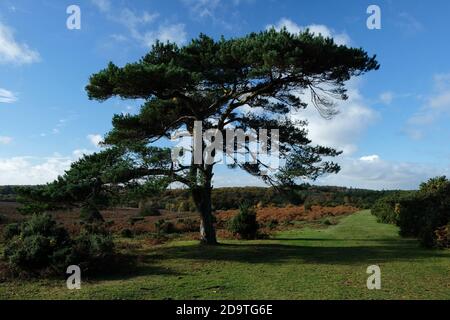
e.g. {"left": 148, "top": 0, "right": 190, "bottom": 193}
{"left": 0, "top": 210, "right": 449, "bottom": 299}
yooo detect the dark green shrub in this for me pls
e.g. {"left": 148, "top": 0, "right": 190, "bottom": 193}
{"left": 3, "top": 214, "right": 115, "bottom": 276}
{"left": 395, "top": 195, "right": 426, "bottom": 237}
{"left": 228, "top": 203, "right": 259, "bottom": 240}
{"left": 68, "top": 231, "right": 115, "bottom": 274}
{"left": 374, "top": 177, "right": 450, "bottom": 248}
{"left": 4, "top": 214, "right": 71, "bottom": 273}
{"left": 323, "top": 218, "right": 336, "bottom": 226}
{"left": 120, "top": 228, "right": 133, "bottom": 238}
{"left": 2, "top": 223, "right": 20, "bottom": 241}
{"left": 397, "top": 177, "right": 450, "bottom": 247}
{"left": 163, "top": 221, "right": 176, "bottom": 234}
{"left": 371, "top": 194, "right": 401, "bottom": 224}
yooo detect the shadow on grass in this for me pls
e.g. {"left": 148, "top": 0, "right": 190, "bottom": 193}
{"left": 85, "top": 253, "right": 183, "bottom": 282}
{"left": 273, "top": 238, "right": 415, "bottom": 242}
{"left": 151, "top": 239, "right": 446, "bottom": 266}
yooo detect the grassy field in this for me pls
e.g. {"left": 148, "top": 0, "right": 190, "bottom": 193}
{"left": 0, "top": 210, "right": 449, "bottom": 300}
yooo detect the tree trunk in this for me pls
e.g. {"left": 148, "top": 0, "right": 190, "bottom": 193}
{"left": 192, "top": 185, "right": 217, "bottom": 245}
{"left": 200, "top": 215, "right": 217, "bottom": 245}
{"left": 191, "top": 165, "right": 218, "bottom": 245}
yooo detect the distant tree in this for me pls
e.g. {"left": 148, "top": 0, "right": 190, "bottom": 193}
{"left": 85, "top": 29, "right": 379, "bottom": 244}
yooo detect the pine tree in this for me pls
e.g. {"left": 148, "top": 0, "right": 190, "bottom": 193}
{"left": 85, "top": 29, "right": 379, "bottom": 244}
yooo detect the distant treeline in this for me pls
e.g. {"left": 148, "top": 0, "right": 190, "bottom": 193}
{"left": 1, "top": 184, "right": 398, "bottom": 210}
{"left": 139, "top": 185, "right": 398, "bottom": 212}
{"left": 0, "top": 186, "right": 17, "bottom": 202}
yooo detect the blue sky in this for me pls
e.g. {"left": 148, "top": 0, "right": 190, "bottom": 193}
{"left": 0, "top": 0, "right": 449, "bottom": 189}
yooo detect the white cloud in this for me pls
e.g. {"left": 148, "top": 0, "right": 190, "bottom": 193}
{"left": 290, "top": 80, "right": 378, "bottom": 155}
{"left": 0, "top": 136, "right": 13, "bottom": 144}
{"left": 87, "top": 134, "right": 103, "bottom": 147}
{"left": 0, "top": 150, "right": 96, "bottom": 185}
{"left": 0, "top": 156, "right": 71, "bottom": 185}
{"left": 141, "top": 23, "right": 187, "bottom": 47}
{"left": 316, "top": 155, "right": 445, "bottom": 190}
{"left": 267, "top": 18, "right": 350, "bottom": 46}
{"left": 0, "top": 22, "right": 40, "bottom": 65}
{"left": 0, "top": 88, "right": 17, "bottom": 103}
{"left": 359, "top": 155, "right": 380, "bottom": 162}
{"left": 72, "top": 149, "right": 95, "bottom": 159}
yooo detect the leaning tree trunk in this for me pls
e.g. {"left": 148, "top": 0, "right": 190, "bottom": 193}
{"left": 191, "top": 165, "right": 218, "bottom": 245}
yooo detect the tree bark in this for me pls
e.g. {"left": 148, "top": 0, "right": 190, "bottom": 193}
{"left": 191, "top": 165, "right": 218, "bottom": 245}
{"left": 192, "top": 186, "right": 218, "bottom": 245}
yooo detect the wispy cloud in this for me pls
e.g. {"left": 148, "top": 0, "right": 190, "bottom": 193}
{"left": 181, "top": 0, "right": 248, "bottom": 29}
{"left": 396, "top": 12, "right": 424, "bottom": 34}
{"left": 91, "top": 0, "right": 111, "bottom": 13}
{"left": 405, "top": 73, "right": 450, "bottom": 139}
{"left": 93, "top": 4, "right": 186, "bottom": 47}
{"left": 0, "top": 136, "right": 13, "bottom": 144}
{"left": 183, "top": 0, "right": 221, "bottom": 19}
{"left": 0, "top": 21, "right": 40, "bottom": 65}
{"left": 0, "top": 88, "right": 17, "bottom": 103}
{"left": 39, "top": 119, "right": 70, "bottom": 137}
{"left": 266, "top": 18, "right": 351, "bottom": 46}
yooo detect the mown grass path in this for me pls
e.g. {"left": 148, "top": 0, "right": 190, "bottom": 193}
{"left": 1, "top": 210, "right": 449, "bottom": 299}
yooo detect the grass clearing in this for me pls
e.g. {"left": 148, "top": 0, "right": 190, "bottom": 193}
{"left": 0, "top": 210, "right": 449, "bottom": 299}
